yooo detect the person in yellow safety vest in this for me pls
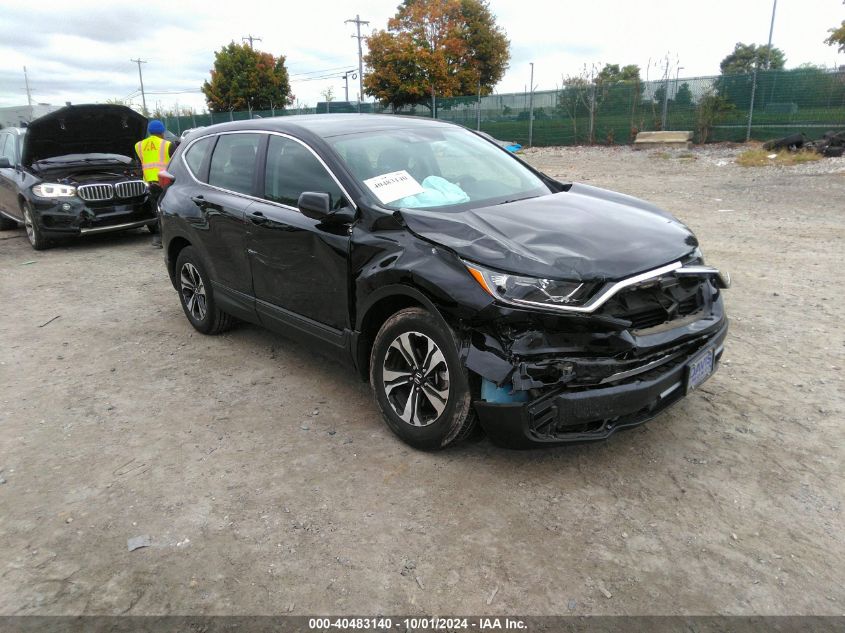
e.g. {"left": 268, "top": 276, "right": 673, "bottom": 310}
{"left": 135, "top": 119, "right": 172, "bottom": 248}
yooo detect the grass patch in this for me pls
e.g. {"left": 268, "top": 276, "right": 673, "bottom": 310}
{"left": 736, "top": 148, "right": 824, "bottom": 167}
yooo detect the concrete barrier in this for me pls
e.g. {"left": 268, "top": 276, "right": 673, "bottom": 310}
{"left": 634, "top": 131, "right": 693, "bottom": 149}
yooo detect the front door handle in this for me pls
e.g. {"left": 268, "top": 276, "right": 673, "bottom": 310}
{"left": 250, "top": 210, "right": 269, "bottom": 225}
{"left": 191, "top": 195, "right": 207, "bottom": 208}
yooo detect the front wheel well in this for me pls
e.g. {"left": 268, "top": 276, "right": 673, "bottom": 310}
{"left": 355, "top": 294, "right": 427, "bottom": 381}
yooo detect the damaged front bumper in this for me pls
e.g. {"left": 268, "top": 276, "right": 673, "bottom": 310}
{"left": 464, "top": 298, "right": 729, "bottom": 447}
{"left": 30, "top": 196, "right": 155, "bottom": 236}
{"left": 473, "top": 319, "right": 727, "bottom": 447}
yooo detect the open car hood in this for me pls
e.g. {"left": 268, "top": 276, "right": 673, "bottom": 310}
{"left": 398, "top": 183, "right": 699, "bottom": 282}
{"left": 22, "top": 104, "right": 147, "bottom": 167}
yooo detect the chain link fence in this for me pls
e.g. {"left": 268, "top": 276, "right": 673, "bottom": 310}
{"left": 163, "top": 69, "right": 845, "bottom": 146}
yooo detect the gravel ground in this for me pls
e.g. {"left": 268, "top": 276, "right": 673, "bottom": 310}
{"left": 0, "top": 144, "right": 843, "bottom": 616}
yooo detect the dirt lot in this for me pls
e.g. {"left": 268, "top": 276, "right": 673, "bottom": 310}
{"left": 1, "top": 145, "right": 843, "bottom": 616}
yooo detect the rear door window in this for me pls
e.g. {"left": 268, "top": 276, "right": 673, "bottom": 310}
{"left": 184, "top": 136, "right": 214, "bottom": 182}
{"left": 263, "top": 135, "right": 345, "bottom": 209}
{"left": 208, "top": 134, "right": 260, "bottom": 195}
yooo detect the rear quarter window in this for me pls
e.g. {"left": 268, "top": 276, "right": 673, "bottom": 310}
{"left": 184, "top": 136, "right": 215, "bottom": 182}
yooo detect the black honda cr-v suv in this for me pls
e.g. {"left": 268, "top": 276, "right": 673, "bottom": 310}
{"left": 158, "top": 114, "right": 729, "bottom": 450}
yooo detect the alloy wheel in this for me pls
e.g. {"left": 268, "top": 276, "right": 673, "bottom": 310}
{"left": 381, "top": 331, "right": 450, "bottom": 427}
{"left": 23, "top": 207, "right": 35, "bottom": 245}
{"left": 180, "top": 262, "right": 208, "bottom": 321}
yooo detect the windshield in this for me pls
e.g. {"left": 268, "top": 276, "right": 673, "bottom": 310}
{"left": 328, "top": 126, "right": 552, "bottom": 211}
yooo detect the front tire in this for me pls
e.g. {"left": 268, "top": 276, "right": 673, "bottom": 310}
{"left": 22, "top": 203, "right": 50, "bottom": 250}
{"left": 175, "top": 246, "right": 234, "bottom": 335}
{"left": 369, "top": 307, "right": 476, "bottom": 450}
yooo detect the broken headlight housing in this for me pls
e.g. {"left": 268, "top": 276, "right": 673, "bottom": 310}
{"left": 32, "top": 183, "right": 77, "bottom": 198}
{"left": 465, "top": 262, "right": 595, "bottom": 310}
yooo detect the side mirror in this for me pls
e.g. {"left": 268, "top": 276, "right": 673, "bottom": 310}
{"left": 0, "top": 157, "right": 11, "bottom": 169}
{"left": 297, "top": 192, "right": 356, "bottom": 224}
{"left": 297, "top": 191, "right": 331, "bottom": 220}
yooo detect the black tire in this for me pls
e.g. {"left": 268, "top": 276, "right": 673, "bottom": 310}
{"left": 369, "top": 307, "right": 476, "bottom": 450}
{"left": 22, "top": 202, "right": 50, "bottom": 250}
{"left": 0, "top": 214, "right": 17, "bottom": 230}
{"left": 174, "top": 246, "right": 234, "bottom": 335}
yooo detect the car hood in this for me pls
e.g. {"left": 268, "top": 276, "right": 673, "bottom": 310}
{"left": 22, "top": 104, "right": 147, "bottom": 167}
{"left": 398, "top": 183, "right": 698, "bottom": 281}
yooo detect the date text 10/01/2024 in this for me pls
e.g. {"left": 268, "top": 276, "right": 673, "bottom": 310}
{"left": 307, "top": 617, "right": 528, "bottom": 630}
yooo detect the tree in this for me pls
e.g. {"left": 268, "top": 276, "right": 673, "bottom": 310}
{"left": 364, "top": 0, "right": 509, "bottom": 110}
{"left": 826, "top": 2, "right": 845, "bottom": 52}
{"left": 202, "top": 42, "right": 294, "bottom": 112}
{"left": 719, "top": 42, "right": 786, "bottom": 74}
{"left": 696, "top": 91, "right": 735, "bottom": 143}
{"left": 674, "top": 82, "right": 693, "bottom": 107}
{"left": 596, "top": 63, "right": 641, "bottom": 83}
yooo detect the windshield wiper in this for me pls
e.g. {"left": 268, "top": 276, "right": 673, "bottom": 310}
{"left": 494, "top": 195, "right": 539, "bottom": 206}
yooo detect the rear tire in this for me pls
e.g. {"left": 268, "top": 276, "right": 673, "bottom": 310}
{"left": 22, "top": 203, "right": 50, "bottom": 250}
{"left": 369, "top": 307, "right": 476, "bottom": 450}
{"left": 175, "top": 246, "right": 234, "bottom": 335}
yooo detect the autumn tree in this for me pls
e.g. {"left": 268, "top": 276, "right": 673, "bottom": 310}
{"left": 364, "top": 0, "right": 509, "bottom": 110}
{"left": 826, "top": 2, "right": 845, "bottom": 52}
{"left": 202, "top": 42, "right": 294, "bottom": 112}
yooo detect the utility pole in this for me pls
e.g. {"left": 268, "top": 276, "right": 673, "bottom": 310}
{"left": 23, "top": 66, "right": 33, "bottom": 122}
{"left": 130, "top": 58, "right": 148, "bottom": 116}
{"left": 476, "top": 80, "right": 481, "bottom": 131}
{"left": 345, "top": 14, "right": 370, "bottom": 113}
{"left": 746, "top": 0, "right": 778, "bottom": 141}
{"left": 23, "top": 66, "right": 32, "bottom": 107}
{"left": 242, "top": 34, "right": 262, "bottom": 49}
{"left": 528, "top": 62, "right": 535, "bottom": 147}
{"left": 765, "top": 0, "right": 778, "bottom": 70}
{"left": 661, "top": 56, "right": 671, "bottom": 130}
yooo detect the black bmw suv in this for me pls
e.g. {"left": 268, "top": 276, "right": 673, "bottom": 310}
{"left": 159, "top": 114, "right": 729, "bottom": 450}
{"left": 0, "top": 104, "right": 157, "bottom": 249}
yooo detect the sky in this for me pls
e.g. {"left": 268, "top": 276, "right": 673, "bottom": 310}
{"left": 0, "top": 0, "right": 842, "bottom": 113}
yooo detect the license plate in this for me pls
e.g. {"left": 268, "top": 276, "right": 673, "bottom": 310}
{"left": 686, "top": 347, "right": 715, "bottom": 392}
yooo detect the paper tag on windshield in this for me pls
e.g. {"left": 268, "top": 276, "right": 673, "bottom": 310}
{"left": 363, "top": 170, "right": 425, "bottom": 204}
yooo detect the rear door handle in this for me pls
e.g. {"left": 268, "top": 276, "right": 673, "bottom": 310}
{"left": 191, "top": 195, "right": 207, "bottom": 208}
{"left": 250, "top": 210, "right": 269, "bottom": 225}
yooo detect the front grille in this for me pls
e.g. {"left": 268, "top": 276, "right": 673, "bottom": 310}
{"left": 115, "top": 180, "right": 147, "bottom": 198}
{"left": 77, "top": 184, "right": 114, "bottom": 202}
{"left": 597, "top": 276, "right": 705, "bottom": 330}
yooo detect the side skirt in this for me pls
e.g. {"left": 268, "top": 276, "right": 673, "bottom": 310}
{"left": 212, "top": 281, "right": 357, "bottom": 366}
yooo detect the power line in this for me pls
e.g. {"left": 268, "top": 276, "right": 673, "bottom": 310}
{"left": 289, "top": 65, "right": 353, "bottom": 78}
{"left": 130, "top": 58, "right": 148, "bottom": 116}
{"left": 345, "top": 14, "right": 369, "bottom": 111}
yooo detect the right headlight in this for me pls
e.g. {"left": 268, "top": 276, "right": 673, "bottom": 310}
{"left": 32, "top": 183, "right": 77, "bottom": 198}
{"left": 464, "top": 261, "right": 596, "bottom": 310}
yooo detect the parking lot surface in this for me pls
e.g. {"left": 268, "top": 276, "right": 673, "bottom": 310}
{"left": 1, "top": 145, "right": 843, "bottom": 615}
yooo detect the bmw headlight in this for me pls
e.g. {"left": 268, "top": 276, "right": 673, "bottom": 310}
{"left": 465, "top": 261, "right": 594, "bottom": 310}
{"left": 32, "top": 183, "right": 76, "bottom": 198}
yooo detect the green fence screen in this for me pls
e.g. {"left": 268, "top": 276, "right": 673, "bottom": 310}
{"left": 163, "top": 69, "right": 845, "bottom": 147}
